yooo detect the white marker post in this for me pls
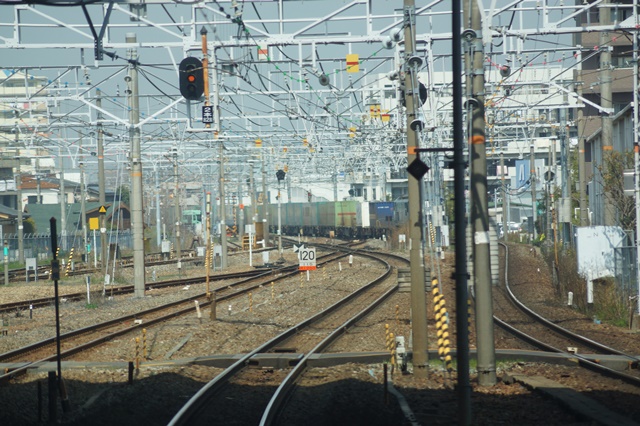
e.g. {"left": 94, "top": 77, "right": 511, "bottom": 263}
{"left": 246, "top": 224, "right": 255, "bottom": 267}
{"left": 587, "top": 270, "right": 594, "bottom": 305}
{"left": 86, "top": 276, "right": 91, "bottom": 305}
{"left": 194, "top": 301, "right": 202, "bottom": 320}
{"left": 93, "top": 229, "right": 97, "bottom": 267}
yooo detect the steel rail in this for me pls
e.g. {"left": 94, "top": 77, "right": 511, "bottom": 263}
{"left": 499, "top": 242, "right": 638, "bottom": 360}
{"left": 168, "top": 251, "right": 395, "bottom": 426}
{"left": 0, "top": 250, "right": 347, "bottom": 383}
{"left": 260, "top": 256, "right": 403, "bottom": 425}
{"left": 0, "top": 269, "right": 267, "bottom": 314}
{"left": 498, "top": 242, "right": 640, "bottom": 387}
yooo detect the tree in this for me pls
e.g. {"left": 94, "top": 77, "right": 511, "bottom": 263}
{"left": 598, "top": 151, "right": 635, "bottom": 231}
{"left": 117, "top": 185, "right": 130, "bottom": 206}
{"left": 569, "top": 148, "right": 582, "bottom": 226}
{"left": 23, "top": 217, "right": 36, "bottom": 234}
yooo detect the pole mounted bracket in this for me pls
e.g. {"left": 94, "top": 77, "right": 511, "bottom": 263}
{"left": 403, "top": 6, "right": 416, "bottom": 27}
{"left": 461, "top": 29, "right": 477, "bottom": 41}
{"left": 463, "top": 98, "right": 479, "bottom": 109}
{"left": 82, "top": 2, "right": 115, "bottom": 61}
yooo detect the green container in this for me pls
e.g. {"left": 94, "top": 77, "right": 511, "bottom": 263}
{"left": 303, "top": 202, "right": 318, "bottom": 226}
{"left": 336, "top": 201, "right": 358, "bottom": 227}
{"left": 317, "top": 202, "right": 333, "bottom": 227}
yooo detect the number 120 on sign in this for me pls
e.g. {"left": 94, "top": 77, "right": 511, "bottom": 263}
{"left": 298, "top": 247, "right": 316, "bottom": 271}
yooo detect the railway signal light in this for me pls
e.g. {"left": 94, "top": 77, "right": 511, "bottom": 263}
{"left": 179, "top": 57, "right": 204, "bottom": 101}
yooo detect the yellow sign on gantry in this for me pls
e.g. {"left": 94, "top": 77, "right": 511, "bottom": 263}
{"left": 346, "top": 54, "right": 359, "bottom": 73}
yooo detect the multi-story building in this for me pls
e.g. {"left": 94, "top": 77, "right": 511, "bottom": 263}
{"left": 0, "top": 69, "right": 49, "bottom": 147}
{"left": 365, "top": 66, "right": 577, "bottom": 229}
{"left": 574, "top": 1, "right": 636, "bottom": 226}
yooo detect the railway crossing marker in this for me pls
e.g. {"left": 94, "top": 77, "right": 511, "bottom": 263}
{"left": 298, "top": 247, "right": 316, "bottom": 271}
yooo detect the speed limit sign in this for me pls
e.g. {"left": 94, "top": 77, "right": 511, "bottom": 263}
{"left": 298, "top": 247, "right": 316, "bottom": 271}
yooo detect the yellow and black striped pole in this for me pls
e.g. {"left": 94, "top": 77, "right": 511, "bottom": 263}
{"left": 432, "top": 282, "right": 453, "bottom": 373}
{"left": 65, "top": 247, "right": 75, "bottom": 276}
{"left": 468, "top": 297, "right": 473, "bottom": 337}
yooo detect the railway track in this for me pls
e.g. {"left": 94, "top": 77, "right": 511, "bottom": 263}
{"left": 496, "top": 242, "right": 640, "bottom": 384}
{"left": 2, "top": 250, "right": 201, "bottom": 283}
{"left": 0, "top": 248, "right": 350, "bottom": 384}
{"left": 1, "top": 242, "right": 282, "bottom": 283}
{"left": 168, "top": 247, "right": 409, "bottom": 426}
{"left": 0, "top": 270, "right": 265, "bottom": 315}
{"left": 0, "top": 242, "right": 303, "bottom": 315}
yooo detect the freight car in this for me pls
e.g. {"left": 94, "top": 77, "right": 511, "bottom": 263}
{"left": 254, "top": 199, "right": 409, "bottom": 239}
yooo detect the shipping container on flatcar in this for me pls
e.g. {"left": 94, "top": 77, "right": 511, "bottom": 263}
{"left": 302, "top": 202, "right": 319, "bottom": 228}
{"left": 317, "top": 202, "right": 333, "bottom": 228}
{"left": 267, "top": 199, "right": 406, "bottom": 241}
{"left": 369, "top": 202, "right": 395, "bottom": 227}
{"left": 356, "top": 202, "right": 370, "bottom": 228}
{"left": 337, "top": 201, "right": 358, "bottom": 228}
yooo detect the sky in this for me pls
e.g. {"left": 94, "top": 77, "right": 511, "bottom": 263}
{"left": 0, "top": 1, "right": 600, "bottom": 194}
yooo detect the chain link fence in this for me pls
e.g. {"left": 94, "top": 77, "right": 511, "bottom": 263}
{"left": 0, "top": 231, "right": 134, "bottom": 263}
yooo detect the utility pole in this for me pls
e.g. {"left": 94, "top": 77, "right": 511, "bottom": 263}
{"left": 218, "top": 144, "right": 227, "bottom": 268}
{"left": 36, "top": 158, "right": 41, "bottom": 203}
{"left": 547, "top": 143, "right": 553, "bottom": 238}
{"left": 212, "top": 49, "right": 227, "bottom": 269}
{"left": 80, "top": 134, "right": 88, "bottom": 263}
{"left": 127, "top": 32, "right": 146, "bottom": 297}
{"left": 173, "top": 148, "right": 181, "bottom": 268}
{"left": 154, "top": 162, "right": 162, "bottom": 247}
{"left": 402, "top": 0, "right": 428, "bottom": 379}
{"left": 237, "top": 180, "right": 244, "bottom": 238}
{"left": 201, "top": 27, "right": 220, "bottom": 314}
{"left": 58, "top": 145, "right": 67, "bottom": 251}
{"left": 632, "top": 0, "right": 640, "bottom": 326}
{"left": 201, "top": 27, "right": 222, "bottom": 308}
{"left": 601, "top": 0, "right": 615, "bottom": 225}
{"left": 464, "top": 0, "right": 496, "bottom": 387}
{"left": 501, "top": 151, "right": 507, "bottom": 238}
{"left": 250, "top": 163, "right": 257, "bottom": 223}
{"left": 333, "top": 161, "right": 338, "bottom": 201}
{"left": 276, "top": 169, "right": 285, "bottom": 258}
{"left": 576, "top": 47, "right": 589, "bottom": 226}
{"left": 530, "top": 143, "right": 537, "bottom": 239}
{"left": 261, "top": 152, "right": 269, "bottom": 247}
{"left": 560, "top": 108, "right": 571, "bottom": 245}
{"left": 96, "top": 89, "right": 107, "bottom": 269}
{"left": 15, "top": 131, "right": 24, "bottom": 263}
{"left": 452, "top": 0, "right": 472, "bottom": 421}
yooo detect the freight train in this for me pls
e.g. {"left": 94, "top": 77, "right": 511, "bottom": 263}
{"left": 254, "top": 199, "right": 410, "bottom": 239}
